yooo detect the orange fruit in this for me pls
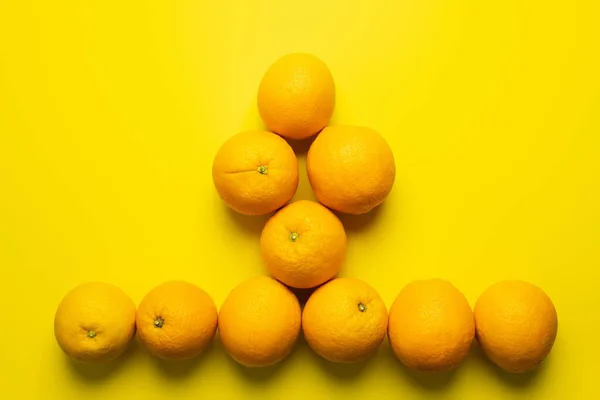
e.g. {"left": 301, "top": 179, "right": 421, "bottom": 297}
{"left": 307, "top": 125, "right": 395, "bottom": 214}
{"left": 218, "top": 276, "right": 301, "bottom": 367}
{"left": 54, "top": 282, "right": 136, "bottom": 363}
{"left": 260, "top": 200, "right": 347, "bottom": 289}
{"left": 302, "top": 278, "right": 388, "bottom": 363}
{"left": 257, "top": 53, "right": 335, "bottom": 140}
{"left": 474, "top": 280, "right": 558, "bottom": 373}
{"left": 388, "top": 279, "right": 475, "bottom": 372}
{"left": 136, "top": 281, "right": 218, "bottom": 360}
{"left": 212, "top": 130, "right": 299, "bottom": 215}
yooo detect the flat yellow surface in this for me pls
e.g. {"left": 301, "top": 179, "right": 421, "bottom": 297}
{"left": 1, "top": 1, "right": 599, "bottom": 399}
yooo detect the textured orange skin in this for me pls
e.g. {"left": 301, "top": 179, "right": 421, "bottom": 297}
{"left": 474, "top": 280, "right": 558, "bottom": 373}
{"left": 260, "top": 200, "right": 347, "bottom": 289}
{"left": 307, "top": 125, "right": 395, "bottom": 215}
{"left": 257, "top": 53, "right": 335, "bottom": 140}
{"left": 212, "top": 130, "right": 299, "bottom": 215}
{"left": 54, "top": 282, "right": 137, "bottom": 363}
{"left": 218, "top": 276, "right": 301, "bottom": 367}
{"left": 388, "top": 279, "right": 475, "bottom": 372}
{"left": 136, "top": 281, "right": 217, "bottom": 360}
{"left": 302, "top": 278, "right": 388, "bottom": 363}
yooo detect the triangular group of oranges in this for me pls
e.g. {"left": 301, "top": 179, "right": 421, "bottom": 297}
{"left": 54, "top": 54, "right": 557, "bottom": 376}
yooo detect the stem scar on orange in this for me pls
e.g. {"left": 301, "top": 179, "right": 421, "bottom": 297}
{"left": 212, "top": 130, "right": 299, "bottom": 216}
{"left": 136, "top": 281, "right": 218, "bottom": 360}
{"left": 54, "top": 282, "right": 137, "bottom": 363}
{"left": 302, "top": 278, "right": 388, "bottom": 363}
{"left": 260, "top": 200, "right": 347, "bottom": 289}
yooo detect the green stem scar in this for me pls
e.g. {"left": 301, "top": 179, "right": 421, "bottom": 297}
{"left": 257, "top": 165, "right": 268, "bottom": 174}
{"left": 289, "top": 232, "right": 299, "bottom": 242}
{"left": 87, "top": 330, "right": 96, "bottom": 338}
{"left": 358, "top": 303, "right": 366, "bottom": 312}
{"left": 154, "top": 317, "right": 164, "bottom": 328}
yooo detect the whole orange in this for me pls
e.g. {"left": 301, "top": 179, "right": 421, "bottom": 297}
{"left": 307, "top": 125, "right": 395, "bottom": 214}
{"left": 257, "top": 53, "right": 335, "bottom": 140}
{"left": 218, "top": 276, "right": 301, "bottom": 367}
{"left": 474, "top": 280, "right": 558, "bottom": 373}
{"left": 302, "top": 278, "right": 388, "bottom": 363}
{"left": 212, "top": 130, "right": 298, "bottom": 215}
{"left": 388, "top": 279, "right": 475, "bottom": 372}
{"left": 260, "top": 200, "right": 347, "bottom": 289}
{"left": 136, "top": 281, "right": 218, "bottom": 360}
{"left": 54, "top": 282, "right": 137, "bottom": 363}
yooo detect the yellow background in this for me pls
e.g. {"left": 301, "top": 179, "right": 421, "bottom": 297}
{"left": 1, "top": 0, "right": 599, "bottom": 399}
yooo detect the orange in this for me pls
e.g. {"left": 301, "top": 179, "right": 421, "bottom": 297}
{"left": 212, "top": 130, "right": 299, "bottom": 215}
{"left": 307, "top": 125, "right": 395, "bottom": 214}
{"left": 136, "top": 281, "right": 218, "bottom": 360}
{"left": 257, "top": 53, "right": 335, "bottom": 140}
{"left": 388, "top": 279, "right": 475, "bottom": 372}
{"left": 302, "top": 278, "right": 388, "bottom": 363}
{"left": 474, "top": 280, "right": 558, "bottom": 373}
{"left": 54, "top": 282, "right": 136, "bottom": 363}
{"left": 218, "top": 276, "right": 301, "bottom": 367}
{"left": 260, "top": 200, "right": 347, "bottom": 289}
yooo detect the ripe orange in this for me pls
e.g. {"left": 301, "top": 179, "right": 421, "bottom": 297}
{"left": 260, "top": 200, "right": 347, "bottom": 289}
{"left": 474, "top": 280, "right": 558, "bottom": 373}
{"left": 54, "top": 282, "right": 137, "bottom": 363}
{"left": 302, "top": 278, "right": 388, "bottom": 363}
{"left": 218, "top": 276, "right": 301, "bottom": 367}
{"left": 307, "top": 125, "right": 395, "bottom": 214}
{"left": 388, "top": 279, "right": 475, "bottom": 372}
{"left": 212, "top": 130, "right": 299, "bottom": 215}
{"left": 257, "top": 53, "right": 335, "bottom": 140}
{"left": 136, "top": 281, "right": 218, "bottom": 360}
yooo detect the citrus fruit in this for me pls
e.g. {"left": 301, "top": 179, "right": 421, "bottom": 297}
{"left": 257, "top": 53, "right": 335, "bottom": 140}
{"left": 474, "top": 280, "right": 558, "bottom": 373}
{"left": 218, "top": 276, "right": 301, "bottom": 367}
{"left": 212, "top": 130, "right": 299, "bottom": 215}
{"left": 388, "top": 279, "right": 475, "bottom": 372}
{"left": 260, "top": 200, "right": 347, "bottom": 289}
{"left": 307, "top": 125, "right": 395, "bottom": 214}
{"left": 136, "top": 281, "right": 218, "bottom": 360}
{"left": 302, "top": 278, "right": 388, "bottom": 363}
{"left": 54, "top": 282, "right": 137, "bottom": 363}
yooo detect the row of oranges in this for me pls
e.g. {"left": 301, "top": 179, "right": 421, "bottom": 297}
{"left": 54, "top": 276, "right": 557, "bottom": 374}
{"left": 54, "top": 53, "right": 556, "bottom": 378}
